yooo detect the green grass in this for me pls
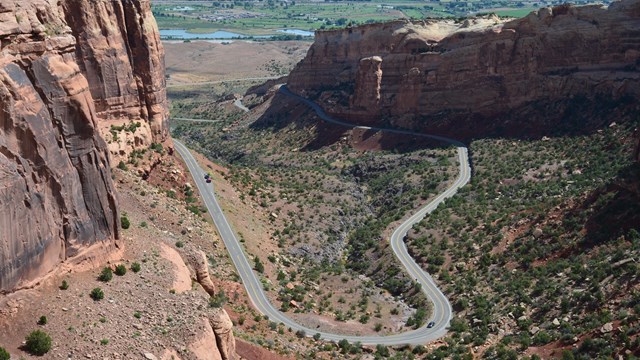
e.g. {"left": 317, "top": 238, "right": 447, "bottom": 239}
{"left": 493, "top": 8, "right": 536, "bottom": 17}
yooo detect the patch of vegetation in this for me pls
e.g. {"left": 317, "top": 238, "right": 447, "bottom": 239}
{"left": 404, "top": 121, "right": 640, "bottom": 356}
{"left": 59, "top": 279, "right": 69, "bottom": 290}
{"left": 121, "top": 213, "right": 131, "bottom": 229}
{"left": 90, "top": 287, "right": 105, "bottom": 301}
{"left": 131, "top": 262, "right": 142, "bottom": 273}
{"left": 98, "top": 267, "right": 113, "bottom": 282}
{"left": 37, "top": 316, "right": 47, "bottom": 326}
{"left": 0, "top": 347, "right": 9, "bottom": 360}
{"left": 25, "top": 330, "right": 52, "bottom": 356}
{"left": 114, "top": 265, "right": 127, "bottom": 276}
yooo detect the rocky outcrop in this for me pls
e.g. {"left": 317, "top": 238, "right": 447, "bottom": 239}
{"left": 350, "top": 56, "right": 382, "bottom": 112}
{"left": 288, "top": 1, "right": 640, "bottom": 138}
{"left": 0, "top": 0, "right": 168, "bottom": 291}
{"left": 187, "top": 250, "right": 239, "bottom": 360}
{"left": 61, "top": 0, "right": 168, "bottom": 159}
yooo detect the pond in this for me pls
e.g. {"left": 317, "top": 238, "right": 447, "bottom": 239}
{"left": 276, "top": 29, "right": 314, "bottom": 37}
{"left": 160, "top": 29, "right": 268, "bottom": 39}
{"left": 160, "top": 29, "right": 314, "bottom": 40}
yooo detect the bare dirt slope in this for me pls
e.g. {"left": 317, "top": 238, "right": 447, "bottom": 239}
{"left": 164, "top": 41, "right": 310, "bottom": 85}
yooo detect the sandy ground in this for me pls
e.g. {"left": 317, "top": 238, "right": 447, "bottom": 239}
{"left": 164, "top": 41, "right": 310, "bottom": 85}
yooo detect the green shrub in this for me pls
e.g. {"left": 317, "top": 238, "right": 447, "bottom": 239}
{"left": 90, "top": 287, "right": 104, "bottom": 301}
{"left": 209, "top": 290, "right": 228, "bottom": 308}
{"left": 175, "top": 241, "right": 184, "bottom": 248}
{"left": 117, "top": 161, "right": 127, "bottom": 171}
{"left": 114, "top": 265, "right": 127, "bottom": 276}
{"left": 120, "top": 215, "right": 130, "bottom": 229}
{"left": 38, "top": 316, "right": 47, "bottom": 325}
{"left": 25, "top": 330, "right": 52, "bottom": 355}
{"left": 0, "top": 347, "right": 9, "bottom": 360}
{"left": 98, "top": 267, "right": 112, "bottom": 282}
{"left": 131, "top": 262, "right": 141, "bottom": 273}
{"left": 59, "top": 280, "right": 69, "bottom": 290}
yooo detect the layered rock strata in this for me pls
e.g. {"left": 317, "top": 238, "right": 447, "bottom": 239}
{"left": 288, "top": 1, "right": 640, "bottom": 138}
{"left": 0, "top": 0, "right": 168, "bottom": 291}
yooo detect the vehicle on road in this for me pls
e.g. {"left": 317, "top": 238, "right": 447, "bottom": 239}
{"left": 204, "top": 173, "right": 210, "bottom": 179}
{"left": 427, "top": 321, "right": 435, "bottom": 328}
{"left": 206, "top": 178, "right": 212, "bottom": 183}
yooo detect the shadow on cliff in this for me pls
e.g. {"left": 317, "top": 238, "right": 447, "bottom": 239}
{"left": 580, "top": 162, "right": 640, "bottom": 248}
{"left": 250, "top": 92, "right": 460, "bottom": 153}
{"left": 415, "top": 94, "right": 638, "bottom": 143}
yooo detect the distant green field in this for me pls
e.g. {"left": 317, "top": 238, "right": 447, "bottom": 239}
{"left": 493, "top": 8, "right": 536, "bottom": 18}
{"left": 153, "top": 1, "right": 539, "bottom": 37}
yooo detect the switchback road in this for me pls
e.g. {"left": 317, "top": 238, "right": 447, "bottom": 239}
{"left": 174, "top": 86, "right": 471, "bottom": 345}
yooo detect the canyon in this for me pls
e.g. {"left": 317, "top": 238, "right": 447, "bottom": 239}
{"left": 287, "top": 0, "right": 640, "bottom": 140}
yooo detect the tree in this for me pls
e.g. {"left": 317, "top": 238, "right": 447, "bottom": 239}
{"left": 120, "top": 214, "right": 130, "bottom": 229}
{"left": 98, "top": 267, "right": 112, "bottom": 282}
{"left": 90, "top": 287, "right": 104, "bottom": 301}
{"left": 25, "top": 330, "right": 52, "bottom": 355}
{"left": 114, "top": 264, "right": 127, "bottom": 276}
{"left": 254, "top": 256, "right": 264, "bottom": 273}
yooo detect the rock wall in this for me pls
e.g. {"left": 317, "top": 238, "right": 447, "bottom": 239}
{"left": 0, "top": 0, "right": 168, "bottom": 291}
{"left": 288, "top": 1, "right": 640, "bottom": 138}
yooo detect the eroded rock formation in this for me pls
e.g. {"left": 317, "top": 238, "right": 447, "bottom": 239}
{"left": 187, "top": 250, "right": 238, "bottom": 360}
{"left": 288, "top": 1, "right": 640, "bottom": 138}
{"left": 0, "top": 0, "right": 168, "bottom": 291}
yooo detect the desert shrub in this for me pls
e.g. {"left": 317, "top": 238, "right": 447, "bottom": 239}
{"left": 117, "top": 161, "right": 127, "bottom": 171}
{"left": 98, "top": 267, "right": 112, "bottom": 282}
{"left": 114, "top": 265, "right": 127, "bottom": 276}
{"left": 209, "top": 290, "right": 227, "bottom": 308}
{"left": 59, "top": 280, "right": 69, "bottom": 290}
{"left": 0, "top": 346, "right": 9, "bottom": 360}
{"left": 175, "top": 241, "right": 184, "bottom": 248}
{"left": 37, "top": 316, "right": 47, "bottom": 325}
{"left": 90, "top": 287, "right": 104, "bottom": 301}
{"left": 131, "top": 262, "right": 141, "bottom": 273}
{"left": 25, "top": 330, "right": 52, "bottom": 355}
{"left": 120, "top": 215, "right": 130, "bottom": 229}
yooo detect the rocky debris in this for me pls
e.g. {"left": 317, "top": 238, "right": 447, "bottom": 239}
{"left": 532, "top": 228, "right": 544, "bottom": 238}
{"left": 0, "top": 0, "right": 168, "bottom": 292}
{"left": 288, "top": 1, "right": 640, "bottom": 139}
{"left": 601, "top": 322, "right": 614, "bottom": 333}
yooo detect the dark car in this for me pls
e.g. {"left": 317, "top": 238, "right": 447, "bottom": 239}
{"left": 204, "top": 174, "right": 210, "bottom": 180}
{"left": 206, "top": 178, "right": 212, "bottom": 183}
{"left": 427, "top": 321, "right": 435, "bottom": 328}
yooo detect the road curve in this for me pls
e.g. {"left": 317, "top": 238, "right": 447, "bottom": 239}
{"left": 173, "top": 86, "right": 471, "bottom": 345}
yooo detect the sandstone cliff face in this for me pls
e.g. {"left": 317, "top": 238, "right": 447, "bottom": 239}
{"left": 0, "top": 0, "right": 168, "bottom": 291}
{"left": 288, "top": 1, "right": 640, "bottom": 138}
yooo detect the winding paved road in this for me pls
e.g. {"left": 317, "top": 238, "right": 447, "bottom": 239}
{"left": 174, "top": 86, "right": 471, "bottom": 345}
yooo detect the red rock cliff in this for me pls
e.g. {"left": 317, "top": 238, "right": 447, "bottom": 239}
{"left": 288, "top": 1, "right": 640, "bottom": 138}
{"left": 0, "top": 0, "right": 168, "bottom": 292}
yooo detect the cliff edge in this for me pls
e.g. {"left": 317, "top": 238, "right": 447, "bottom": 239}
{"left": 0, "top": 0, "right": 168, "bottom": 292}
{"left": 288, "top": 0, "right": 640, "bottom": 139}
